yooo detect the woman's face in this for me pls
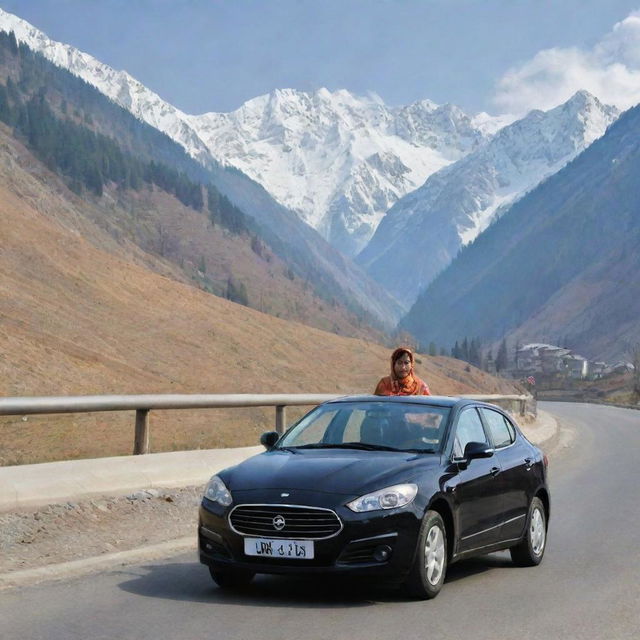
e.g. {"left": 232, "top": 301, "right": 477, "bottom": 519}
{"left": 393, "top": 353, "right": 412, "bottom": 379}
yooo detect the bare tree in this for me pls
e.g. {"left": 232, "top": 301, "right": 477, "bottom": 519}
{"left": 632, "top": 344, "right": 640, "bottom": 397}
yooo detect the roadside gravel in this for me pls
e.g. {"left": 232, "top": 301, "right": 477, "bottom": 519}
{"left": 0, "top": 485, "right": 203, "bottom": 574}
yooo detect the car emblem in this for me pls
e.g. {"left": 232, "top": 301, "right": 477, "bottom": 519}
{"left": 273, "top": 515, "right": 286, "bottom": 531}
{"left": 281, "top": 492, "right": 290, "bottom": 497}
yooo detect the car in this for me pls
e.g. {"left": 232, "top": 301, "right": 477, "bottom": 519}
{"left": 198, "top": 395, "right": 550, "bottom": 599}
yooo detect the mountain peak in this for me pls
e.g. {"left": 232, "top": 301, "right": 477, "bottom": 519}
{"left": 358, "top": 91, "right": 620, "bottom": 307}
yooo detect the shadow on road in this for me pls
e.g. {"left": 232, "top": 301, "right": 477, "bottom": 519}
{"left": 117, "top": 560, "right": 383, "bottom": 608}
{"left": 116, "top": 552, "right": 517, "bottom": 607}
{"left": 444, "top": 553, "right": 514, "bottom": 584}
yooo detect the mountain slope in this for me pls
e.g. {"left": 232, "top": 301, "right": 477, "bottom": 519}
{"left": 358, "top": 91, "right": 619, "bottom": 307}
{"left": 399, "top": 103, "right": 640, "bottom": 361}
{"left": 0, "top": 135, "right": 519, "bottom": 465}
{"left": 0, "top": 24, "right": 401, "bottom": 327}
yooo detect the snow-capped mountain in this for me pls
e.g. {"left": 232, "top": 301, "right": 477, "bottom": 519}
{"left": 0, "top": 8, "right": 215, "bottom": 163}
{"left": 188, "top": 90, "right": 498, "bottom": 256}
{"left": 357, "top": 90, "right": 620, "bottom": 307}
{"left": 0, "top": 8, "right": 506, "bottom": 257}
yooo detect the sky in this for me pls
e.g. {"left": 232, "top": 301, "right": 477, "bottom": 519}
{"left": 3, "top": 0, "right": 640, "bottom": 117}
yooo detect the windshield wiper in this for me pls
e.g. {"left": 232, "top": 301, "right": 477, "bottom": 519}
{"left": 292, "top": 442, "right": 402, "bottom": 452}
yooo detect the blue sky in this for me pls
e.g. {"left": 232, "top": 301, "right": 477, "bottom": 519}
{"left": 3, "top": 0, "right": 640, "bottom": 115}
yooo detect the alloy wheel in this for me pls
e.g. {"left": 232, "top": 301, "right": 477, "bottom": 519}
{"left": 424, "top": 524, "right": 445, "bottom": 585}
{"left": 530, "top": 507, "right": 546, "bottom": 556}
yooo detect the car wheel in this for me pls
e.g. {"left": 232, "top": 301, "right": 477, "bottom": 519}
{"left": 510, "top": 496, "right": 547, "bottom": 566}
{"left": 403, "top": 509, "right": 447, "bottom": 599}
{"left": 208, "top": 566, "right": 255, "bottom": 589}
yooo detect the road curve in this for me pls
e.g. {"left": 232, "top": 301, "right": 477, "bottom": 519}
{"left": 1, "top": 402, "right": 638, "bottom": 640}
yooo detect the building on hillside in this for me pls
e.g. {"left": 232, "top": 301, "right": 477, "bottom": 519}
{"left": 514, "top": 343, "right": 570, "bottom": 375}
{"left": 512, "top": 343, "right": 610, "bottom": 380}
{"left": 563, "top": 354, "right": 590, "bottom": 379}
{"left": 590, "top": 361, "right": 607, "bottom": 379}
{"left": 604, "top": 361, "right": 635, "bottom": 375}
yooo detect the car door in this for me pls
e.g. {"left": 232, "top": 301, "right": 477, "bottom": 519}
{"left": 479, "top": 408, "right": 531, "bottom": 542}
{"left": 448, "top": 407, "right": 504, "bottom": 553}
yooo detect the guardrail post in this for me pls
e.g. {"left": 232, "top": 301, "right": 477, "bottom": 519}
{"left": 520, "top": 398, "right": 526, "bottom": 416}
{"left": 275, "top": 405, "right": 286, "bottom": 434}
{"left": 133, "top": 409, "right": 150, "bottom": 455}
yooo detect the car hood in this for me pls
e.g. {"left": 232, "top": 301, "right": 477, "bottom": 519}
{"left": 222, "top": 449, "right": 440, "bottom": 496}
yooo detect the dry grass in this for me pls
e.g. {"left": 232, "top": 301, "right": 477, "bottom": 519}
{"left": 0, "top": 131, "right": 521, "bottom": 465}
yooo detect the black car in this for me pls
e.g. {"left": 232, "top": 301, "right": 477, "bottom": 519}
{"left": 199, "top": 395, "right": 550, "bottom": 598}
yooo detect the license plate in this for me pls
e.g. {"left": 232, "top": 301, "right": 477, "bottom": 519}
{"left": 244, "top": 537, "right": 314, "bottom": 559}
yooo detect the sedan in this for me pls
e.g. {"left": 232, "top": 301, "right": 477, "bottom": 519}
{"left": 198, "top": 395, "right": 550, "bottom": 598}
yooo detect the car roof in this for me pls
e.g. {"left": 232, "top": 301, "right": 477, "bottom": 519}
{"left": 324, "top": 394, "right": 463, "bottom": 408}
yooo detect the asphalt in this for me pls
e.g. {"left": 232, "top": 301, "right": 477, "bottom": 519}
{"left": 0, "top": 411, "right": 558, "bottom": 512}
{"left": 4, "top": 404, "right": 636, "bottom": 640}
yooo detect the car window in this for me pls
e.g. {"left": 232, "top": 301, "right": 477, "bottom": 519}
{"left": 453, "top": 408, "right": 488, "bottom": 458}
{"left": 285, "top": 408, "right": 338, "bottom": 445}
{"left": 278, "top": 401, "right": 450, "bottom": 451}
{"left": 343, "top": 409, "right": 366, "bottom": 441}
{"left": 480, "top": 408, "right": 516, "bottom": 448}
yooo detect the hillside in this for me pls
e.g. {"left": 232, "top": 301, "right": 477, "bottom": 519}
{"left": 358, "top": 91, "right": 618, "bottom": 307}
{"left": 0, "top": 30, "right": 401, "bottom": 331}
{"left": 0, "top": 133, "right": 520, "bottom": 465}
{"left": 400, "top": 103, "right": 640, "bottom": 362}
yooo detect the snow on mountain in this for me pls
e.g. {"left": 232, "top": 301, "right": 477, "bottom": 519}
{"left": 357, "top": 90, "right": 620, "bottom": 307}
{"left": 0, "top": 8, "right": 213, "bottom": 163}
{"left": 188, "top": 90, "right": 497, "bottom": 255}
{"left": 0, "top": 8, "right": 507, "bottom": 257}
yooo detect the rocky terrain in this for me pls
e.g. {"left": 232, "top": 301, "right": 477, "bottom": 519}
{"left": 0, "top": 486, "right": 203, "bottom": 576}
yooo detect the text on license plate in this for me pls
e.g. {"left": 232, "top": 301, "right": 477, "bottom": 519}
{"left": 244, "top": 537, "right": 314, "bottom": 559}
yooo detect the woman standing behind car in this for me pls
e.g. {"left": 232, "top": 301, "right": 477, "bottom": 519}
{"left": 374, "top": 346, "right": 431, "bottom": 396}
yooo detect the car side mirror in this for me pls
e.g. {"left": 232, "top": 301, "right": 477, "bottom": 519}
{"left": 260, "top": 431, "right": 280, "bottom": 449}
{"left": 463, "top": 441, "right": 494, "bottom": 460}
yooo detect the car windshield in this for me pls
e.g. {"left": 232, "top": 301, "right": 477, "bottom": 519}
{"left": 277, "top": 401, "right": 450, "bottom": 453}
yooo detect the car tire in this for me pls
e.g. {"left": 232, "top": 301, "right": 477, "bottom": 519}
{"left": 403, "top": 509, "right": 447, "bottom": 599}
{"left": 208, "top": 566, "right": 255, "bottom": 589}
{"left": 510, "top": 496, "right": 547, "bottom": 566}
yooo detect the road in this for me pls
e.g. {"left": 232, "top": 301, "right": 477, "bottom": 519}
{"left": 1, "top": 402, "right": 638, "bottom": 640}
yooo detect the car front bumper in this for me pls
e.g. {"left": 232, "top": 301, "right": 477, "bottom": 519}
{"left": 198, "top": 496, "right": 423, "bottom": 582}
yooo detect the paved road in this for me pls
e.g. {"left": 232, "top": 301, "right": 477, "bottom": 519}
{"left": 1, "top": 403, "right": 638, "bottom": 640}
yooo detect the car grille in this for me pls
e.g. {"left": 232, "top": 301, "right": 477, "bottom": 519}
{"left": 229, "top": 504, "right": 342, "bottom": 539}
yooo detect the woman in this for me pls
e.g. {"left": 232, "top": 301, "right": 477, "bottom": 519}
{"left": 374, "top": 346, "right": 431, "bottom": 396}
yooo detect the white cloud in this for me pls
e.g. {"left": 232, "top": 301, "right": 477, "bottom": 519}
{"left": 493, "top": 10, "right": 640, "bottom": 115}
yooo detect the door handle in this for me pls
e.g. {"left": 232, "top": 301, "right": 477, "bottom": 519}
{"left": 490, "top": 466, "right": 501, "bottom": 477}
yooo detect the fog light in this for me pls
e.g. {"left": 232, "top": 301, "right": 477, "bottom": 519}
{"left": 373, "top": 545, "right": 392, "bottom": 562}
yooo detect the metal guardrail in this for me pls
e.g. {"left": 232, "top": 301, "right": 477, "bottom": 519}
{"left": 0, "top": 393, "right": 531, "bottom": 455}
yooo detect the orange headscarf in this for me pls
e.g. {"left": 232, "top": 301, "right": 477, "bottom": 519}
{"left": 373, "top": 346, "right": 431, "bottom": 396}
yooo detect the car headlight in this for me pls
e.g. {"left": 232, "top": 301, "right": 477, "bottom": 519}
{"left": 346, "top": 483, "right": 418, "bottom": 512}
{"left": 203, "top": 475, "right": 232, "bottom": 507}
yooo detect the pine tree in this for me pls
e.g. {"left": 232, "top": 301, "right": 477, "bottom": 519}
{"left": 461, "top": 337, "right": 469, "bottom": 363}
{"left": 469, "top": 338, "right": 482, "bottom": 368}
{"left": 496, "top": 339, "right": 508, "bottom": 373}
{"left": 226, "top": 277, "right": 249, "bottom": 306}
